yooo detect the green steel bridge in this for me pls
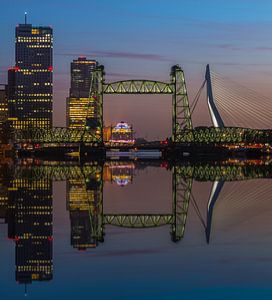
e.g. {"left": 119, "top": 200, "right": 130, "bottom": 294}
{"left": 13, "top": 65, "right": 272, "bottom": 148}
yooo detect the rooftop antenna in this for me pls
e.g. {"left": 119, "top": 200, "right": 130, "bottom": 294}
{"left": 24, "top": 12, "right": 27, "bottom": 25}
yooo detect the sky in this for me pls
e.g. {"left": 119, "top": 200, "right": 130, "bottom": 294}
{"left": 2, "top": 0, "right": 272, "bottom": 139}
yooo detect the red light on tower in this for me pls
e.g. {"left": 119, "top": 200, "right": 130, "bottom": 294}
{"left": 9, "top": 66, "right": 20, "bottom": 72}
{"left": 48, "top": 66, "right": 53, "bottom": 72}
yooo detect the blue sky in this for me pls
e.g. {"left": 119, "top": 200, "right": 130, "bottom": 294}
{"left": 1, "top": 0, "right": 272, "bottom": 138}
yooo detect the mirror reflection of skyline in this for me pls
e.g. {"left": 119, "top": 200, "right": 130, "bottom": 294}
{"left": 1, "top": 158, "right": 272, "bottom": 288}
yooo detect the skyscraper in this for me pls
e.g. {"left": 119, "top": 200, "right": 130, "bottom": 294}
{"left": 70, "top": 57, "right": 98, "bottom": 98}
{"left": 8, "top": 22, "right": 53, "bottom": 130}
{"left": 66, "top": 57, "right": 98, "bottom": 128}
{"left": 0, "top": 85, "right": 8, "bottom": 143}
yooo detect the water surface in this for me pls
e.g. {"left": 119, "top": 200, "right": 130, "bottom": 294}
{"left": 1, "top": 160, "right": 272, "bottom": 299}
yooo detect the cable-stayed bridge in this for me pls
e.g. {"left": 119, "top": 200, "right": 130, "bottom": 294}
{"left": 14, "top": 64, "right": 272, "bottom": 152}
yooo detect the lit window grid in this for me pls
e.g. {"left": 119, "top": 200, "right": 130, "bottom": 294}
{"left": 67, "top": 97, "right": 96, "bottom": 129}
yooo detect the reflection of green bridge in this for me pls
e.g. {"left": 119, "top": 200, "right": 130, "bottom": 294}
{"left": 13, "top": 160, "right": 272, "bottom": 248}
{"left": 15, "top": 160, "right": 272, "bottom": 181}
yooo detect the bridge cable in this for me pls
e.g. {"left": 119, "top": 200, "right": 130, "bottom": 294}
{"left": 214, "top": 85, "right": 271, "bottom": 128}
{"left": 210, "top": 180, "right": 272, "bottom": 231}
{"left": 190, "top": 79, "right": 206, "bottom": 116}
{"left": 190, "top": 192, "right": 206, "bottom": 229}
{"left": 212, "top": 75, "right": 272, "bottom": 122}
{"left": 209, "top": 71, "right": 272, "bottom": 128}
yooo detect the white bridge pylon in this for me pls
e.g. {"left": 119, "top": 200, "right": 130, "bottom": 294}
{"left": 205, "top": 65, "right": 225, "bottom": 128}
{"left": 205, "top": 64, "right": 272, "bottom": 129}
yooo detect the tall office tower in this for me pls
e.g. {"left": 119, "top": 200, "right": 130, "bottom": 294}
{"left": 70, "top": 57, "right": 98, "bottom": 98}
{"left": 8, "top": 178, "right": 53, "bottom": 284}
{"left": 0, "top": 85, "right": 8, "bottom": 143}
{"left": 8, "top": 23, "right": 53, "bottom": 130}
{"left": 66, "top": 57, "right": 98, "bottom": 128}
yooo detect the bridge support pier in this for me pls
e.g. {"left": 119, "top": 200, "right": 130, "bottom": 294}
{"left": 79, "top": 144, "right": 106, "bottom": 161}
{"left": 85, "top": 65, "right": 105, "bottom": 145}
{"left": 170, "top": 65, "right": 193, "bottom": 143}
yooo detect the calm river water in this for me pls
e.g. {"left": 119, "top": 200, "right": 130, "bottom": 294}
{"left": 1, "top": 159, "right": 272, "bottom": 299}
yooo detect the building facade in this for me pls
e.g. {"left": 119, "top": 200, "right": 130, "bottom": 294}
{"left": 109, "top": 122, "right": 135, "bottom": 144}
{"left": 8, "top": 23, "right": 53, "bottom": 130}
{"left": 70, "top": 57, "right": 98, "bottom": 98}
{"left": 0, "top": 85, "right": 8, "bottom": 143}
{"left": 66, "top": 57, "right": 98, "bottom": 129}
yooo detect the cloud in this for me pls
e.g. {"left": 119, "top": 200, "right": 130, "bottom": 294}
{"left": 55, "top": 50, "right": 170, "bottom": 61}
{"left": 105, "top": 72, "right": 143, "bottom": 78}
{"left": 214, "top": 44, "right": 243, "bottom": 51}
{"left": 212, "top": 43, "right": 272, "bottom": 53}
{"left": 254, "top": 46, "right": 272, "bottom": 51}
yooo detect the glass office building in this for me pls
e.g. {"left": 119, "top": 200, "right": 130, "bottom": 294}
{"left": 8, "top": 23, "right": 53, "bottom": 130}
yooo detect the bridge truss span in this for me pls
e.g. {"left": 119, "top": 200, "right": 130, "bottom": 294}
{"left": 103, "top": 80, "right": 174, "bottom": 94}
{"left": 104, "top": 214, "right": 173, "bottom": 228}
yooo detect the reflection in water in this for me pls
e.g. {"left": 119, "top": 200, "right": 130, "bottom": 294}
{"left": 104, "top": 162, "right": 135, "bottom": 186}
{"left": 0, "top": 165, "right": 53, "bottom": 289}
{"left": 67, "top": 164, "right": 103, "bottom": 250}
{"left": 66, "top": 161, "right": 186, "bottom": 250}
{"left": 1, "top": 158, "right": 272, "bottom": 291}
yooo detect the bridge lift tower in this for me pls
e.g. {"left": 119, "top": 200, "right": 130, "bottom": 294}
{"left": 86, "top": 64, "right": 193, "bottom": 145}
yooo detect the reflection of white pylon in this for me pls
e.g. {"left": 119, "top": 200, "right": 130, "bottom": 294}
{"left": 206, "top": 180, "right": 225, "bottom": 243}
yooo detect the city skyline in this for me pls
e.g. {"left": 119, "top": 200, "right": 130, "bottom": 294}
{"left": 2, "top": 1, "right": 272, "bottom": 138}
{"left": 2, "top": 2, "right": 272, "bottom": 298}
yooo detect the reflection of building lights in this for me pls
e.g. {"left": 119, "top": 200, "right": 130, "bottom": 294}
{"left": 115, "top": 178, "right": 130, "bottom": 186}
{"left": 109, "top": 164, "right": 135, "bottom": 170}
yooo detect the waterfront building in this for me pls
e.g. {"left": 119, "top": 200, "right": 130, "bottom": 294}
{"left": 70, "top": 57, "right": 98, "bottom": 98}
{"left": 8, "top": 23, "right": 53, "bottom": 130}
{"left": 0, "top": 85, "right": 8, "bottom": 143}
{"left": 109, "top": 122, "right": 135, "bottom": 144}
{"left": 66, "top": 57, "right": 98, "bottom": 128}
